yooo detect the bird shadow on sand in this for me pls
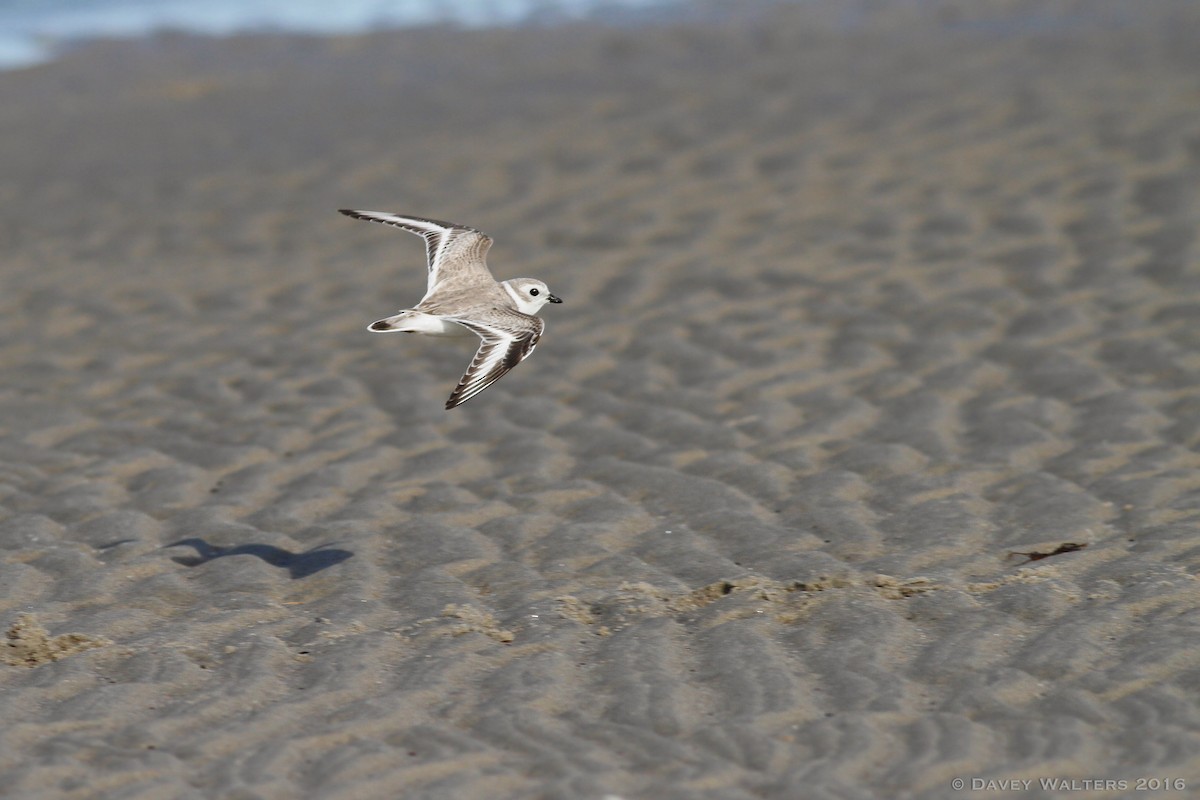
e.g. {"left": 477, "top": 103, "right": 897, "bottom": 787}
{"left": 164, "top": 539, "right": 353, "bottom": 579}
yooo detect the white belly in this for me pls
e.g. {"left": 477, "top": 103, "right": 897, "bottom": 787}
{"left": 422, "top": 316, "right": 473, "bottom": 337}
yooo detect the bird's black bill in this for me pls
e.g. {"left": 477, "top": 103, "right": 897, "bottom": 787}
{"left": 548, "top": 294, "right": 563, "bottom": 304}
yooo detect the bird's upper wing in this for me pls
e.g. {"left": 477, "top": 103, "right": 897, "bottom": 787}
{"left": 443, "top": 309, "right": 545, "bottom": 410}
{"left": 339, "top": 210, "right": 494, "bottom": 293}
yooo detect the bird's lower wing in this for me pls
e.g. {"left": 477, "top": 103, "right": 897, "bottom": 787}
{"left": 444, "top": 313, "right": 544, "bottom": 410}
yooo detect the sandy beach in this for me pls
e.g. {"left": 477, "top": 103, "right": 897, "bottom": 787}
{"left": 2, "top": 1, "right": 1200, "bottom": 797}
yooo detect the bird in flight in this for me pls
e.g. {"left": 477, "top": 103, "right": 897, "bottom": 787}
{"left": 340, "top": 210, "right": 562, "bottom": 409}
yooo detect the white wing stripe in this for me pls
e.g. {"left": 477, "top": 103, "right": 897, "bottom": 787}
{"left": 444, "top": 315, "right": 543, "bottom": 409}
{"left": 339, "top": 209, "right": 492, "bottom": 291}
{"left": 430, "top": 229, "right": 451, "bottom": 276}
{"left": 341, "top": 210, "right": 456, "bottom": 235}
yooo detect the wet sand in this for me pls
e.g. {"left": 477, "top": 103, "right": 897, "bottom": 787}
{"left": 2, "top": 1, "right": 1200, "bottom": 797}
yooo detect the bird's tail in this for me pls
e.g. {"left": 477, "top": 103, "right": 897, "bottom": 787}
{"left": 368, "top": 314, "right": 404, "bottom": 332}
{"left": 367, "top": 310, "right": 464, "bottom": 336}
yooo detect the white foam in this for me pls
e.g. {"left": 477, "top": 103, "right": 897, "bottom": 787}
{"left": 0, "top": 0, "right": 682, "bottom": 70}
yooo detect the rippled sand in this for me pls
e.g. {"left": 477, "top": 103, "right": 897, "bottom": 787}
{"left": 2, "top": 2, "right": 1200, "bottom": 797}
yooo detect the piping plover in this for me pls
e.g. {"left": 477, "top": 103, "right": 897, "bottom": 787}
{"left": 340, "top": 210, "right": 562, "bottom": 410}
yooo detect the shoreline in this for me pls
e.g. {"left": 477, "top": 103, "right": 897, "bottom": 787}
{"left": 0, "top": 0, "right": 1168, "bottom": 74}
{"left": 0, "top": 0, "right": 768, "bottom": 73}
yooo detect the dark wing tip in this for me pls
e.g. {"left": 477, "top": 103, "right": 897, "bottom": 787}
{"left": 445, "top": 390, "right": 474, "bottom": 410}
{"left": 339, "top": 208, "right": 383, "bottom": 220}
{"left": 444, "top": 377, "right": 489, "bottom": 410}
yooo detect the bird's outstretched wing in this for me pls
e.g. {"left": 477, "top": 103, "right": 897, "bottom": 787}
{"left": 444, "top": 310, "right": 545, "bottom": 410}
{"left": 339, "top": 210, "right": 494, "bottom": 292}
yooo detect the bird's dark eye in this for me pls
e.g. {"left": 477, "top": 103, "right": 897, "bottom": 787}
{"left": 529, "top": 288, "right": 540, "bottom": 296}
